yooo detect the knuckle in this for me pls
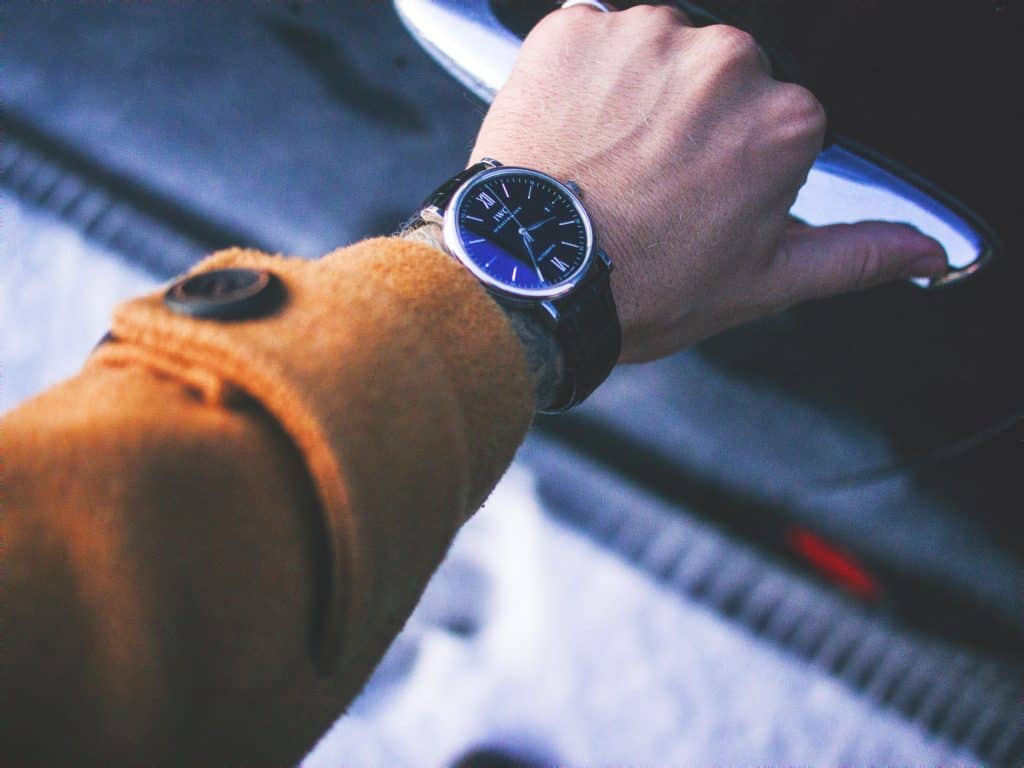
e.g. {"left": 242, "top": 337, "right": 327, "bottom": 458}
{"left": 621, "top": 4, "right": 680, "bottom": 41}
{"left": 524, "top": 8, "right": 593, "bottom": 57}
{"left": 851, "top": 255, "right": 876, "bottom": 290}
{"left": 702, "top": 24, "right": 760, "bottom": 64}
{"left": 844, "top": 231, "right": 883, "bottom": 290}
{"left": 626, "top": 3, "right": 681, "bottom": 24}
{"left": 778, "top": 84, "right": 827, "bottom": 136}
{"left": 621, "top": 4, "right": 687, "bottom": 51}
{"left": 531, "top": 7, "right": 573, "bottom": 36}
{"left": 531, "top": 5, "right": 590, "bottom": 39}
{"left": 522, "top": 15, "right": 558, "bottom": 50}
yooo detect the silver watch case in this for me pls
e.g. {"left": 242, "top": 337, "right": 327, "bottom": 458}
{"left": 425, "top": 164, "right": 607, "bottom": 305}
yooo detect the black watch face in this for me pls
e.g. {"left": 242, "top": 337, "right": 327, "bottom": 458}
{"left": 448, "top": 170, "right": 591, "bottom": 297}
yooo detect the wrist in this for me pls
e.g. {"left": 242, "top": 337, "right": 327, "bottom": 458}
{"left": 400, "top": 222, "right": 565, "bottom": 412}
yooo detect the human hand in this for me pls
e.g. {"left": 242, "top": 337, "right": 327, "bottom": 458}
{"left": 471, "top": 5, "right": 948, "bottom": 363}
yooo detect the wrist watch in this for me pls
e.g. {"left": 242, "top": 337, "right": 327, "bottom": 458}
{"left": 410, "top": 158, "right": 621, "bottom": 413}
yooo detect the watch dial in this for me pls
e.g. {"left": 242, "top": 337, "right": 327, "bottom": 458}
{"left": 455, "top": 172, "right": 589, "bottom": 293}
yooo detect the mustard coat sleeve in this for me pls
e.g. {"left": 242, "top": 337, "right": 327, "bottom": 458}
{"left": 0, "top": 237, "right": 534, "bottom": 766}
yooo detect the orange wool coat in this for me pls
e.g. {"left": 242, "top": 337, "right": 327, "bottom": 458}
{"left": 1, "top": 237, "right": 534, "bottom": 765}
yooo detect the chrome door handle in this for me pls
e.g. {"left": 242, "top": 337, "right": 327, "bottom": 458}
{"left": 395, "top": 0, "right": 999, "bottom": 288}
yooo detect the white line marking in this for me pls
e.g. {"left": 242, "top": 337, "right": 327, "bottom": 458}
{"left": 467, "top": 238, "right": 485, "bottom": 244}
{"left": 501, "top": 182, "right": 510, "bottom": 199}
{"left": 511, "top": 266, "right": 518, "bottom": 282}
{"left": 561, "top": 241, "right": 578, "bottom": 248}
{"left": 559, "top": 220, "right": 576, "bottom": 226}
{"left": 465, "top": 215, "right": 484, "bottom": 222}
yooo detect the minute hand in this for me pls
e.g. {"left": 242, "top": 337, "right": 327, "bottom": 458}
{"left": 525, "top": 216, "right": 556, "bottom": 232}
{"left": 519, "top": 231, "right": 546, "bottom": 281}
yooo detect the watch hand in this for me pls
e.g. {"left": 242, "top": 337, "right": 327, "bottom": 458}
{"left": 482, "top": 184, "right": 546, "bottom": 281}
{"left": 525, "top": 216, "right": 556, "bottom": 232}
{"left": 535, "top": 242, "right": 557, "bottom": 262}
{"left": 519, "top": 229, "right": 546, "bottom": 281}
{"left": 519, "top": 229, "right": 533, "bottom": 256}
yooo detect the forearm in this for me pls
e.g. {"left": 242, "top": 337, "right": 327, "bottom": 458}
{"left": 2, "top": 364, "right": 329, "bottom": 765}
{"left": 1, "top": 238, "right": 534, "bottom": 764}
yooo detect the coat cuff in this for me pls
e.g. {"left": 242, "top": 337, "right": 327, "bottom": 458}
{"left": 91, "top": 237, "right": 533, "bottom": 675}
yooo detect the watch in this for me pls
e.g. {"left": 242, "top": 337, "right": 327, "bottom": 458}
{"left": 410, "top": 158, "right": 621, "bottom": 413}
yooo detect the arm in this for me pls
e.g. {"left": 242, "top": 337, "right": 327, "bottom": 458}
{"left": 2, "top": 240, "right": 535, "bottom": 766}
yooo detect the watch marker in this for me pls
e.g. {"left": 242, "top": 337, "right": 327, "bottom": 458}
{"left": 561, "top": 241, "right": 578, "bottom": 248}
{"left": 559, "top": 220, "right": 576, "bottom": 226}
{"left": 465, "top": 215, "right": 484, "bottom": 222}
{"left": 466, "top": 238, "right": 485, "bottom": 244}
{"left": 501, "top": 182, "right": 510, "bottom": 199}
{"left": 511, "top": 266, "right": 518, "bottom": 282}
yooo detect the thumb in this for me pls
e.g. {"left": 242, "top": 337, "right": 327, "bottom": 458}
{"left": 772, "top": 221, "right": 948, "bottom": 304}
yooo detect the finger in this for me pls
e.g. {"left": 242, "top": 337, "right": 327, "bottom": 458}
{"left": 771, "top": 221, "right": 948, "bottom": 303}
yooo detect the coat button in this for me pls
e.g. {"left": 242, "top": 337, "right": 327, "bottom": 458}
{"left": 164, "top": 268, "right": 284, "bottom": 320}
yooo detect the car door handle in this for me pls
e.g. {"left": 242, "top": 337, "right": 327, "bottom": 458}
{"left": 394, "top": 0, "right": 999, "bottom": 288}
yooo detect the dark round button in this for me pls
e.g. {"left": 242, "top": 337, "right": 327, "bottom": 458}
{"left": 164, "top": 268, "right": 284, "bottom": 320}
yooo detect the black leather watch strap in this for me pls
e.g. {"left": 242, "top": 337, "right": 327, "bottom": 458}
{"left": 402, "top": 161, "right": 495, "bottom": 233}
{"left": 544, "top": 258, "right": 620, "bottom": 414}
{"left": 422, "top": 161, "right": 494, "bottom": 213}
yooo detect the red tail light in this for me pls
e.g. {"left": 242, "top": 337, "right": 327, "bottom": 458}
{"left": 788, "top": 528, "right": 881, "bottom": 602}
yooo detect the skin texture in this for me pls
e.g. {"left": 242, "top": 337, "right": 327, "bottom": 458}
{"left": 472, "top": 5, "right": 949, "bottom": 363}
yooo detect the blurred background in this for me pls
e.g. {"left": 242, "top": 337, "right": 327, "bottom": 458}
{"left": 2, "top": 1, "right": 1021, "bottom": 765}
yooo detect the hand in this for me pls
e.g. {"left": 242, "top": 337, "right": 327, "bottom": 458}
{"left": 471, "top": 5, "right": 947, "bottom": 362}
